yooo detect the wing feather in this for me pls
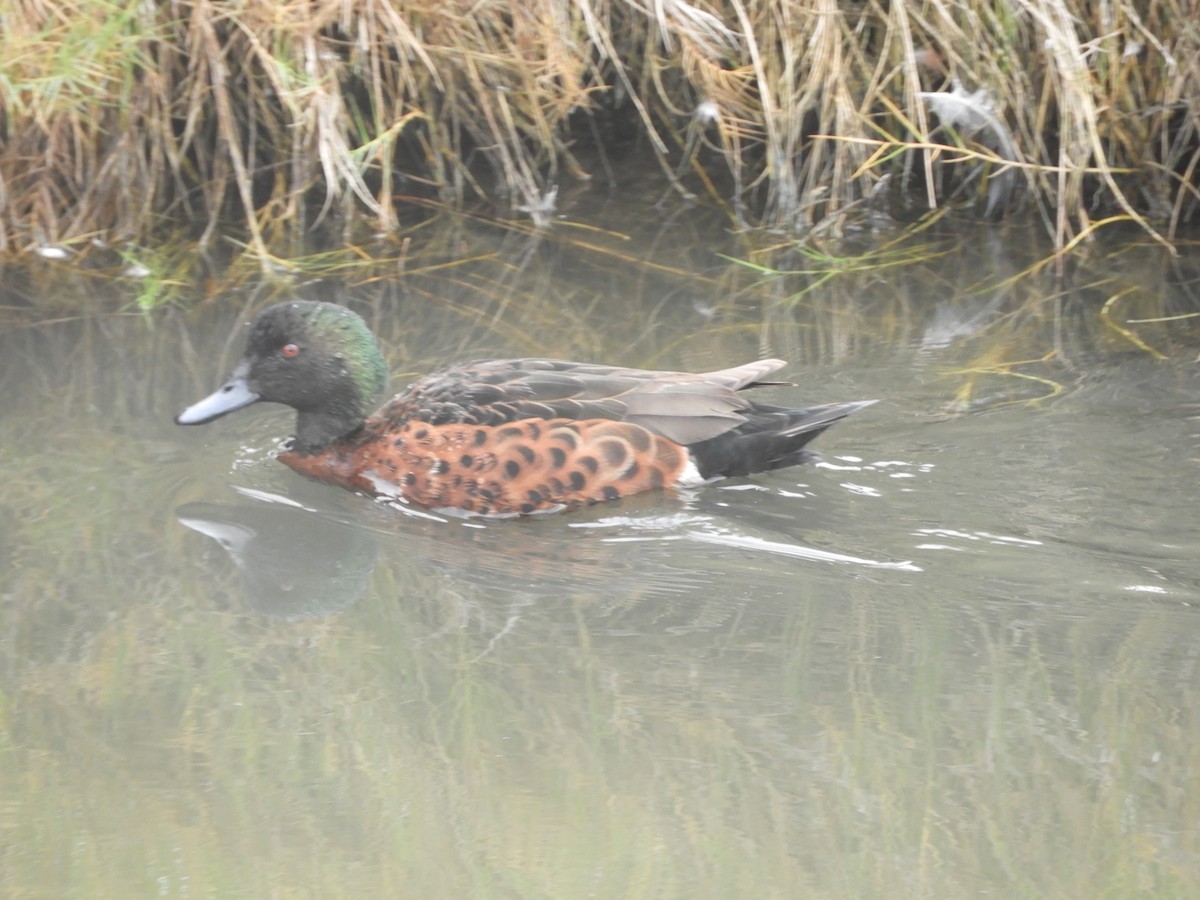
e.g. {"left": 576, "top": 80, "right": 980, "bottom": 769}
{"left": 379, "top": 357, "right": 791, "bottom": 445}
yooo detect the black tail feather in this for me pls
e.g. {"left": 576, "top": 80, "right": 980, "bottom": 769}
{"left": 687, "top": 400, "right": 875, "bottom": 480}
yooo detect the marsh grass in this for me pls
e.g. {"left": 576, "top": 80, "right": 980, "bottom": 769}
{"left": 0, "top": 0, "right": 1197, "bottom": 272}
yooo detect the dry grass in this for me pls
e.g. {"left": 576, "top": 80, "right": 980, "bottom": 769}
{"left": 0, "top": 0, "right": 1197, "bottom": 269}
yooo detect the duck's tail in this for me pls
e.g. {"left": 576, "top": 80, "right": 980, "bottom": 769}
{"left": 686, "top": 400, "right": 876, "bottom": 480}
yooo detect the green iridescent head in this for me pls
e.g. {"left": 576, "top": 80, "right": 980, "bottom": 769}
{"left": 176, "top": 300, "right": 389, "bottom": 453}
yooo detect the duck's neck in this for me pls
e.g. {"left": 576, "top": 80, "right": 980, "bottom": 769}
{"left": 291, "top": 408, "right": 365, "bottom": 455}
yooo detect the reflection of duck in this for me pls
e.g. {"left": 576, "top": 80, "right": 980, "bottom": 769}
{"left": 177, "top": 301, "right": 873, "bottom": 515}
{"left": 176, "top": 500, "right": 378, "bottom": 618}
{"left": 176, "top": 490, "right": 708, "bottom": 612}
{"left": 177, "top": 479, "right": 916, "bottom": 620}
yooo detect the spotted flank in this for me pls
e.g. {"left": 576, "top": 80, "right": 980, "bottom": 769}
{"left": 177, "top": 301, "right": 874, "bottom": 515}
{"left": 280, "top": 417, "right": 693, "bottom": 515}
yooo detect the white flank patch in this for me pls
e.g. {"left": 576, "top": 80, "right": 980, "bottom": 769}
{"left": 677, "top": 455, "right": 710, "bottom": 487}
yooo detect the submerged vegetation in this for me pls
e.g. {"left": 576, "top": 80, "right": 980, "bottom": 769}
{"left": 3, "top": 289, "right": 1200, "bottom": 896}
{"left": 1, "top": 0, "right": 1198, "bottom": 270}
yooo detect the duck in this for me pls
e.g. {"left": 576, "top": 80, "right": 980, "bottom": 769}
{"left": 176, "top": 300, "right": 874, "bottom": 516}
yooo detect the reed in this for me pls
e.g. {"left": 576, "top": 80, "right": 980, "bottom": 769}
{"left": 0, "top": 0, "right": 1196, "bottom": 266}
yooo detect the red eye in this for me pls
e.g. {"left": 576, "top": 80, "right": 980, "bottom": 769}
{"left": 281, "top": 343, "right": 300, "bottom": 358}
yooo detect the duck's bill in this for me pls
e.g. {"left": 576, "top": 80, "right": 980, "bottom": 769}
{"left": 176, "top": 372, "right": 260, "bottom": 425}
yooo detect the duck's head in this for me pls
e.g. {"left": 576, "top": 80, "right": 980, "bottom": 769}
{"left": 176, "top": 301, "right": 389, "bottom": 454}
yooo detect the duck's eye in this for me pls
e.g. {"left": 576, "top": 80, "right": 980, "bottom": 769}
{"left": 281, "top": 343, "right": 301, "bottom": 358}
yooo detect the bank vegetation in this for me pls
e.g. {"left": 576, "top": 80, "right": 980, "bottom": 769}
{"left": 1, "top": 0, "right": 1197, "bottom": 270}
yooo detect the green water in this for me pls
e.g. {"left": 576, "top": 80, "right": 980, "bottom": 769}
{"left": 2, "top": 212, "right": 1199, "bottom": 897}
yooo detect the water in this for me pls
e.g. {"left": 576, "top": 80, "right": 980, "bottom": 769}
{"left": 2, "top": 211, "right": 1199, "bottom": 897}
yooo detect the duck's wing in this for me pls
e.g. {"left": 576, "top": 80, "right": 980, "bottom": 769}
{"left": 374, "top": 358, "right": 790, "bottom": 445}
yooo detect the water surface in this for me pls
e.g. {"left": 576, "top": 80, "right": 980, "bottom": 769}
{"left": 2, "top": 213, "right": 1199, "bottom": 897}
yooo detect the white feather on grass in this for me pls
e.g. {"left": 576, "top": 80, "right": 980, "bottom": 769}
{"left": 917, "top": 80, "right": 1020, "bottom": 217}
